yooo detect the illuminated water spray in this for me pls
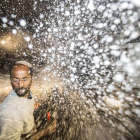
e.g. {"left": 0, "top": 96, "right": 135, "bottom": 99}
{"left": 0, "top": 0, "right": 140, "bottom": 139}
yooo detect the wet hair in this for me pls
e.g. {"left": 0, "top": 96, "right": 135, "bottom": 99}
{"left": 9, "top": 62, "right": 33, "bottom": 77}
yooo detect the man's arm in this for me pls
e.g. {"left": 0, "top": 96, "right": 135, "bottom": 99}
{"left": 28, "top": 120, "right": 57, "bottom": 140}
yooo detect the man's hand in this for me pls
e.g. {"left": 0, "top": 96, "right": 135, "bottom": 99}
{"left": 34, "top": 102, "right": 41, "bottom": 110}
{"left": 28, "top": 120, "right": 57, "bottom": 140}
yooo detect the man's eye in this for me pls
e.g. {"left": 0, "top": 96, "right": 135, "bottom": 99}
{"left": 22, "top": 78, "right": 28, "bottom": 81}
{"left": 12, "top": 79, "right": 19, "bottom": 82}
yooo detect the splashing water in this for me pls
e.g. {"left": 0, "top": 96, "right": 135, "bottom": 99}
{"left": 0, "top": 0, "right": 140, "bottom": 140}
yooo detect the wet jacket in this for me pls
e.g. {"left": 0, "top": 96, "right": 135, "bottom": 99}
{"left": 0, "top": 90, "right": 34, "bottom": 140}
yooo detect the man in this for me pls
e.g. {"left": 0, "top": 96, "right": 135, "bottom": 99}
{"left": 0, "top": 61, "right": 56, "bottom": 140}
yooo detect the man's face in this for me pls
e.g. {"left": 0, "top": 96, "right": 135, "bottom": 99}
{"left": 10, "top": 64, "right": 32, "bottom": 97}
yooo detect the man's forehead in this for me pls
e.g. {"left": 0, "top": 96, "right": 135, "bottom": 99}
{"left": 11, "top": 65, "right": 31, "bottom": 77}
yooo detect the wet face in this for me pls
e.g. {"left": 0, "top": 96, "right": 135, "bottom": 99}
{"left": 10, "top": 64, "right": 32, "bottom": 97}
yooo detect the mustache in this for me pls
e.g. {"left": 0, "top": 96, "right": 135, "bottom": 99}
{"left": 15, "top": 88, "right": 28, "bottom": 91}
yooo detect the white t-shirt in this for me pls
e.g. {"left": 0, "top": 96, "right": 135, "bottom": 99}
{"left": 0, "top": 90, "right": 35, "bottom": 140}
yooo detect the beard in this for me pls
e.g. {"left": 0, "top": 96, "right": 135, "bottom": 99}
{"left": 14, "top": 87, "right": 30, "bottom": 97}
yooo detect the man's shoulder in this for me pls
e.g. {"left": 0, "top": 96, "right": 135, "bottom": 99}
{"left": 8, "top": 90, "right": 18, "bottom": 96}
{"left": 1, "top": 90, "right": 18, "bottom": 104}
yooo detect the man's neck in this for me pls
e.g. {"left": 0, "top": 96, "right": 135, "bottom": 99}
{"left": 24, "top": 93, "right": 29, "bottom": 98}
{"left": 27, "top": 91, "right": 32, "bottom": 99}
{"left": 24, "top": 91, "right": 32, "bottom": 99}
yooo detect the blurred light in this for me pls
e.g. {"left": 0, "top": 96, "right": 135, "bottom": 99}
{"left": 19, "top": 19, "right": 26, "bottom": 27}
{"left": 1, "top": 40, "right": 5, "bottom": 44}
{"left": 0, "top": 33, "right": 19, "bottom": 51}
{"left": 131, "top": 0, "right": 140, "bottom": 7}
{"left": 7, "top": 36, "right": 11, "bottom": 40}
{"left": 105, "top": 96, "right": 121, "bottom": 109}
{"left": 87, "top": 0, "right": 94, "bottom": 11}
{"left": 2, "top": 17, "right": 8, "bottom": 23}
{"left": 12, "top": 29, "right": 17, "bottom": 34}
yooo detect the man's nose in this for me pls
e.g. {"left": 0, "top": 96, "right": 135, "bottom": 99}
{"left": 18, "top": 80, "right": 24, "bottom": 88}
